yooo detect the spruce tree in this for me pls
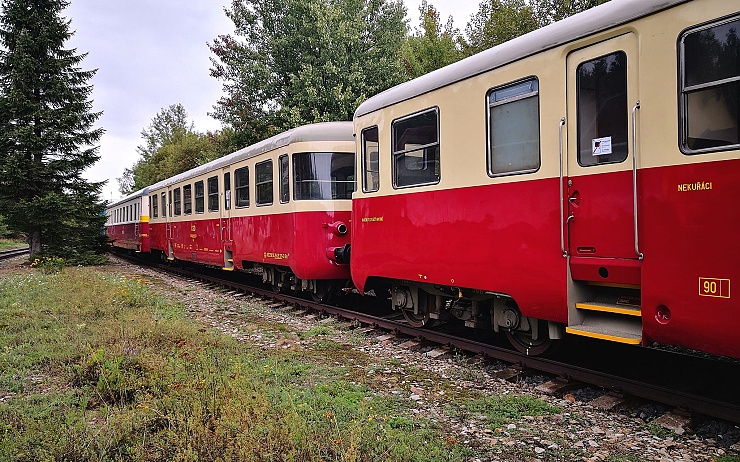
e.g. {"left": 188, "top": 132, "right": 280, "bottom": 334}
{"left": 0, "top": 0, "right": 107, "bottom": 263}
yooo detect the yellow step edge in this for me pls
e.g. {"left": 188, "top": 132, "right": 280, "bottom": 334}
{"left": 221, "top": 267, "right": 234, "bottom": 271}
{"left": 167, "top": 257, "right": 174, "bottom": 261}
{"left": 575, "top": 303, "right": 641, "bottom": 317}
{"left": 227, "top": 258, "right": 233, "bottom": 262}
{"left": 566, "top": 327, "right": 642, "bottom": 345}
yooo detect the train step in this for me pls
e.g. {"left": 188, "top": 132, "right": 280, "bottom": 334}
{"left": 566, "top": 324, "right": 642, "bottom": 344}
{"left": 566, "top": 308, "right": 642, "bottom": 345}
{"left": 575, "top": 301, "right": 641, "bottom": 317}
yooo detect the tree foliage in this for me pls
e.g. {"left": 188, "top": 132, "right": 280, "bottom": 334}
{"left": 0, "top": 0, "right": 107, "bottom": 262}
{"left": 400, "top": 1, "right": 463, "bottom": 79}
{"left": 209, "top": 0, "right": 408, "bottom": 142}
{"left": 462, "top": 0, "right": 611, "bottom": 57}
{"left": 462, "top": 0, "right": 539, "bottom": 56}
{"left": 118, "top": 104, "right": 220, "bottom": 194}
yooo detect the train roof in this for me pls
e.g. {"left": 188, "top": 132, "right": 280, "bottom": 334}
{"left": 107, "top": 187, "right": 149, "bottom": 209}
{"left": 354, "top": 0, "right": 689, "bottom": 118}
{"left": 148, "top": 121, "right": 354, "bottom": 191}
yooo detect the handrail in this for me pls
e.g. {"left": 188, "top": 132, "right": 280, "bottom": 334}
{"left": 559, "top": 117, "right": 568, "bottom": 258}
{"left": 631, "top": 101, "right": 644, "bottom": 261}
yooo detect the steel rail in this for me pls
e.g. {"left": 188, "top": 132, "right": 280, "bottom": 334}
{"left": 137, "top": 257, "right": 740, "bottom": 424}
{"left": 0, "top": 247, "right": 30, "bottom": 261}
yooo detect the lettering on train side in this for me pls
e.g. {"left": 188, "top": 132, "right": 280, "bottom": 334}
{"left": 264, "top": 252, "right": 290, "bottom": 260}
{"left": 361, "top": 216, "right": 384, "bottom": 223}
{"left": 678, "top": 181, "right": 712, "bottom": 192}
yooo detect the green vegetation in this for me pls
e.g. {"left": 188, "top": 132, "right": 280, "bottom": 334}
{"left": 0, "top": 266, "right": 497, "bottom": 460}
{"left": 0, "top": 238, "right": 26, "bottom": 252}
{"left": 464, "top": 394, "right": 560, "bottom": 430}
{"left": 0, "top": 0, "right": 108, "bottom": 263}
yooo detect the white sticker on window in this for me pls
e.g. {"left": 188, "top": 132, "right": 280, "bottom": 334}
{"left": 592, "top": 136, "right": 612, "bottom": 156}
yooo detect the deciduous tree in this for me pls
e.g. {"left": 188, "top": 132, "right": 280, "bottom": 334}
{"left": 118, "top": 104, "right": 220, "bottom": 194}
{"left": 0, "top": 0, "right": 107, "bottom": 262}
{"left": 401, "top": 1, "right": 463, "bottom": 79}
{"left": 209, "top": 0, "right": 408, "bottom": 142}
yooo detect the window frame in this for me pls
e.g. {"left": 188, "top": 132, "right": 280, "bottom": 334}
{"left": 234, "top": 166, "right": 250, "bottom": 208}
{"left": 255, "top": 160, "right": 274, "bottom": 206}
{"left": 391, "top": 107, "right": 441, "bottom": 189}
{"left": 194, "top": 180, "right": 205, "bottom": 214}
{"left": 161, "top": 192, "right": 167, "bottom": 218}
{"left": 678, "top": 14, "right": 740, "bottom": 155}
{"left": 279, "top": 154, "right": 290, "bottom": 204}
{"left": 576, "top": 50, "right": 629, "bottom": 167}
{"left": 207, "top": 175, "right": 219, "bottom": 212}
{"left": 224, "top": 172, "right": 231, "bottom": 210}
{"left": 173, "top": 187, "right": 181, "bottom": 216}
{"left": 361, "top": 126, "right": 380, "bottom": 193}
{"left": 183, "top": 184, "right": 192, "bottom": 215}
{"left": 485, "top": 76, "right": 542, "bottom": 177}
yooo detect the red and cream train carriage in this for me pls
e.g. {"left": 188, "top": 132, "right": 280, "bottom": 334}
{"left": 105, "top": 189, "right": 150, "bottom": 253}
{"left": 351, "top": 0, "right": 739, "bottom": 357}
{"left": 147, "top": 122, "right": 355, "bottom": 300}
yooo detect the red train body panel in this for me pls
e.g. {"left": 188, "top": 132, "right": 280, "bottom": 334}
{"left": 351, "top": 178, "right": 567, "bottom": 323}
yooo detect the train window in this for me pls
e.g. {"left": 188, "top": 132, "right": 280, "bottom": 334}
{"left": 487, "top": 78, "right": 540, "bottom": 176}
{"left": 577, "top": 51, "right": 628, "bottom": 166}
{"left": 293, "top": 152, "right": 355, "bottom": 200}
{"left": 152, "top": 194, "right": 158, "bottom": 218}
{"left": 224, "top": 172, "right": 231, "bottom": 210}
{"left": 183, "top": 185, "right": 192, "bottom": 214}
{"left": 279, "top": 155, "right": 290, "bottom": 203}
{"left": 362, "top": 126, "right": 379, "bottom": 193}
{"left": 680, "top": 16, "right": 739, "bottom": 154}
{"left": 208, "top": 176, "right": 219, "bottom": 212}
{"left": 173, "top": 188, "right": 181, "bottom": 216}
{"left": 234, "top": 166, "right": 250, "bottom": 208}
{"left": 161, "top": 192, "right": 166, "bottom": 218}
{"left": 195, "top": 181, "right": 204, "bottom": 213}
{"left": 256, "top": 160, "right": 273, "bottom": 206}
{"left": 392, "top": 108, "right": 440, "bottom": 188}
{"left": 134, "top": 203, "right": 138, "bottom": 220}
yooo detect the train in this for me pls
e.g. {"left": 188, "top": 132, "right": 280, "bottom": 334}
{"left": 106, "top": 0, "right": 739, "bottom": 359}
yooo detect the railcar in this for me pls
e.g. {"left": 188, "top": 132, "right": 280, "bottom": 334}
{"left": 351, "top": 0, "right": 739, "bottom": 357}
{"left": 147, "top": 122, "right": 355, "bottom": 301}
{"left": 105, "top": 188, "right": 150, "bottom": 253}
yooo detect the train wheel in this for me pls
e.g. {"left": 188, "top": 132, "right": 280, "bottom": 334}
{"left": 402, "top": 310, "right": 436, "bottom": 328}
{"left": 504, "top": 326, "right": 553, "bottom": 356}
{"left": 311, "top": 282, "right": 334, "bottom": 304}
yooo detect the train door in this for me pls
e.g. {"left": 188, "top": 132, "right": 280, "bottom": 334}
{"left": 564, "top": 33, "right": 644, "bottom": 345}
{"left": 566, "top": 33, "right": 641, "bottom": 267}
{"left": 165, "top": 189, "right": 174, "bottom": 260}
{"left": 221, "top": 169, "right": 234, "bottom": 270}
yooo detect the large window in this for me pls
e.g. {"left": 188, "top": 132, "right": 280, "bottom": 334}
{"left": 577, "top": 51, "right": 628, "bottom": 166}
{"left": 183, "top": 184, "right": 192, "bottom": 214}
{"left": 256, "top": 160, "right": 273, "bottom": 206}
{"left": 235, "top": 166, "right": 250, "bottom": 207}
{"left": 362, "top": 126, "right": 379, "bottom": 192}
{"left": 293, "top": 152, "right": 355, "bottom": 200}
{"left": 151, "top": 194, "right": 158, "bottom": 218}
{"left": 173, "top": 188, "right": 181, "bottom": 216}
{"left": 208, "top": 176, "right": 219, "bottom": 212}
{"left": 488, "top": 78, "right": 540, "bottom": 175}
{"left": 195, "top": 180, "right": 204, "bottom": 213}
{"left": 161, "top": 192, "right": 166, "bottom": 218}
{"left": 279, "top": 155, "right": 290, "bottom": 203}
{"left": 680, "top": 16, "right": 739, "bottom": 154}
{"left": 392, "top": 108, "right": 440, "bottom": 188}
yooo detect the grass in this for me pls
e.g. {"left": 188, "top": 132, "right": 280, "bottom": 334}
{"left": 0, "top": 238, "right": 26, "bottom": 251}
{"left": 0, "top": 266, "right": 491, "bottom": 461}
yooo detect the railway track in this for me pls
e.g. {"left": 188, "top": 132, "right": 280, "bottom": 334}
{"left": 125, "top": 254, "right": 740, "bottom": 426}
{"left": 0, "top": 247, "right": 29, "bottom": 261}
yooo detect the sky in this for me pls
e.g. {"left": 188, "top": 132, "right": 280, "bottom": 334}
{"left": 64, "top": 1, "right": 481, "bottom": 203}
